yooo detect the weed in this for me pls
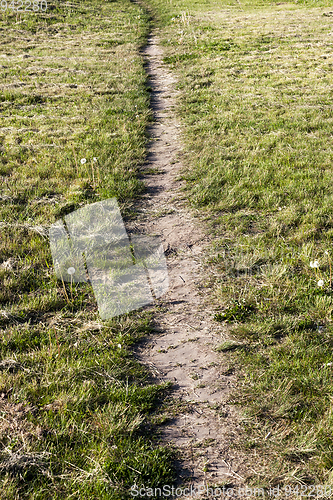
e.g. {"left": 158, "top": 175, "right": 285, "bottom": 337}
{"left": 214, "top": 299, "right": 256, "bottom": 323}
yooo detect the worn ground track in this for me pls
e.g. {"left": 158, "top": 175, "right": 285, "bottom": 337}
{"left": 126, "top": 30, "right": 249, "bottom": 492}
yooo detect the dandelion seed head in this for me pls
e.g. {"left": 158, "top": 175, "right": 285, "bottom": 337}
{"left": 310, "top": 260, "right": 319, "bottom": 268}
{"left": 67, "top": 267, "right": 75, "bottom": 275}
{"left": 318, "top": 279, "right": 324, "bottom": 287}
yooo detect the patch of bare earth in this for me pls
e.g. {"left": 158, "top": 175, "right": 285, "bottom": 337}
{"left": 127, "top": 33, "right": 251, "bottom": 492}
{"left": 0, "top": 393, "right": 50, "bottom": 479}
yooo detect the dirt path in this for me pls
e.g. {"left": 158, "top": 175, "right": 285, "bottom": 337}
{"left": 128, "top": 32, "right": 249, "bottom": 491}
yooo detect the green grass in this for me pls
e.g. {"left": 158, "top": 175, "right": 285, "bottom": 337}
{"left": 145, "top": 0, "right": 333, "bottom": 489}
{"left": 4, "top": 0, "right": 333, "bottom": 493}
{"left": 0, "top": 1, "right": 176, "bottom": 498}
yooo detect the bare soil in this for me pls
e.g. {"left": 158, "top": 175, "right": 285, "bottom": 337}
{"left": 127, "top": 32, "right": 251, "bottom": 492}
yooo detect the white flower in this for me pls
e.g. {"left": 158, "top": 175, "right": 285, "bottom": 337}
{"left": 80, "top": 158, "right": 86, "bottom": 164}
{"left": 318, "top": 279, "right": 324, "bottom": 287}
{"left": 310, "top": 261, "right": 319, "bottom": 268}
{"left": 67, "top": 267, "right": 75, "bottom": 275}
{"left": 325, "top": 250, "right": 329, "bottom": 255}
{"left": 93, "top": 157, "right": 97, "bottom": 162}
{"left": 117, "top": 344, "right": 122, "bottom": 349}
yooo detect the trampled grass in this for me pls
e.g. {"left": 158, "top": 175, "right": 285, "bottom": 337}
{"left": 0, "top": 1, "right": 176, "bottom": 498}
{"left": 145, "top": 0, "right": 333, "bottom": 489}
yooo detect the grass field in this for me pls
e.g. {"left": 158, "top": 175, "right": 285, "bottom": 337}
{"left": 0, "top": 1, "right": 176, "bottom": 498}
{"left": 3, "top": 0, "right": 333, "bottom": 495}
{"left": 145, "top": 0, "right": 333, "bottom": 489}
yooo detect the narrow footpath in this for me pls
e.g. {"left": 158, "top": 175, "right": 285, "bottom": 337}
{"left": 128, "top": 31, "right": 249, "bottom": 491}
